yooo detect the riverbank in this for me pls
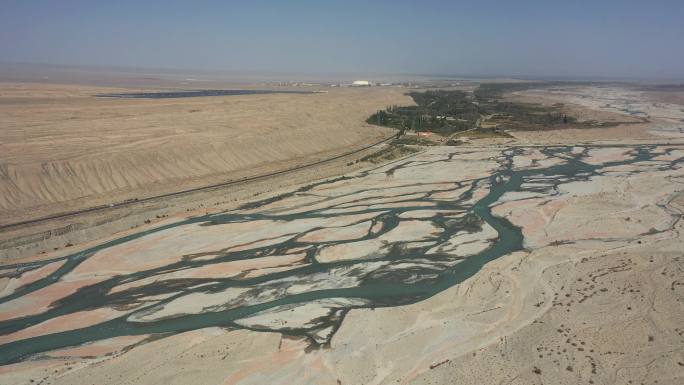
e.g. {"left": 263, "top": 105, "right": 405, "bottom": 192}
{"left": 0, "top": 82, "right": 415, "bottom": 261}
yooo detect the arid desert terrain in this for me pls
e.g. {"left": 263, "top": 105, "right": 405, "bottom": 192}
{"left": 0, "top": 82, "right": 683, "bottom": 385}
{"left": 0, "top": 82, "right": 407, "bottom": 224}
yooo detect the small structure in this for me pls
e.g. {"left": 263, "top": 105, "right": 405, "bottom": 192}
{"left": 351, "top": 80, "right": 371, "bottom": 87}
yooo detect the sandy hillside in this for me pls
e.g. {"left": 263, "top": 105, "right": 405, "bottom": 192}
{"left": 0, "top": 82, "right": 410, "bottom": 224}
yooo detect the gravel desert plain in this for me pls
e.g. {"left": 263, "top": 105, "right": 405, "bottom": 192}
{"left": 1, "top": 75, "right": 683, "bottom": 385}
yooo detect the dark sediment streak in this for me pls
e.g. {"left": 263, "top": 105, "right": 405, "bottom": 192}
{"left": 96, "top": 90, "right": 317, "bottom": 99}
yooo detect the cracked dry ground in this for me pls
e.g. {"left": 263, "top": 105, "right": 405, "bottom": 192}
{"left": 0, "top": 143, "right": 683, "bottom": 385}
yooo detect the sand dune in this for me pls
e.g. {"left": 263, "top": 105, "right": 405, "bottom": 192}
{"left": 0, "top": 82, "right": 410, "bottom": 224}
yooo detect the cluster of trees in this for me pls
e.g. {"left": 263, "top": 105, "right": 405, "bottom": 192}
{"left": 367, "top": 84, "right": 581, "bottom": 135}
{"left": 367, "top": 90, "right": 480, "bottom": 135}
{"left": 481, "top": 101, "right": 576, "bottom": 128}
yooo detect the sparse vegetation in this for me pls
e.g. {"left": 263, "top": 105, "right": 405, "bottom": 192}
{"left": 359, "top": 144, "right": 420, "bottom": 164}
{"left": 451, "top": 127, "right": 513, "bottom": 139}
{"left": 394, "top": 135, "right": 441, "bottom": 146}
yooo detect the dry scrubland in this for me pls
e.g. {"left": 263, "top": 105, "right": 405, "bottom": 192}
{"left": 0, "top": 83, "right": 409, "bottom": 224}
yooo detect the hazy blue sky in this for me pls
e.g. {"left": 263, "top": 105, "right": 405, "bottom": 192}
{"left": 1, "top": 0, "right": 683, "bottom": 79}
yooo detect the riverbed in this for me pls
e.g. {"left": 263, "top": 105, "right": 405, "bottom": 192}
{"left": 2, "top": 143, "right": 682, "bottom": 367}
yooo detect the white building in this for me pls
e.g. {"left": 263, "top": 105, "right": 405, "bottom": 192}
{"left": 351, "top": 80, "right": 371, "bottom": 87}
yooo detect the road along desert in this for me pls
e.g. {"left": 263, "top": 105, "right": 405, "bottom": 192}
{"left": 1, "top": 83, "right": 684, "bottom": 384}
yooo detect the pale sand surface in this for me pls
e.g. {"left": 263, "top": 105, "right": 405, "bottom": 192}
{"left": 508, "top": 85, "right": 684, "bottom": 143}
{"left": 1, "top": 85, "right": 684, "bottom": 385}
{"left": 0, "top": 82, "right": 408, "bottom": 224}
